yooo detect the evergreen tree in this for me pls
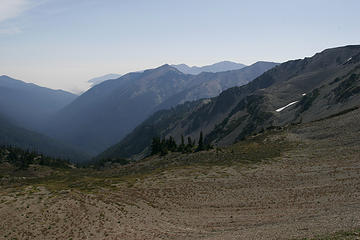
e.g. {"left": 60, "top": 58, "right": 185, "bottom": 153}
{"left": 178, "top": 135, "right": 185, "bottom": 152}
{"left": 150, "top": 137, "right": 161, "bottom": 155}
{"left": 197, "top": 131, "right": 204, "bottom": 151}
{"left": 160, "top": 143, "right": 168, "bottom": 156}
{"left": 161, "top": 137, "right": 166, "bottom": 147}
{"left": 187, "top": 136, "right": 193, "bottom": 147}
{"left": 166, "top": 136, "right": 177, "bottom": 152}
{"left": 185, "top": 136, "right": 193, "bottom": 153}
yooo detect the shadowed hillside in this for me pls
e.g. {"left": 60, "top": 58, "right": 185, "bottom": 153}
{"left": 0, "top": 114, "right": 88, "bottom": 162}
{"left": 0, "top": 75, "right": 77, "bottom": 131}
{"left": 43, "top": 62, "right": 277, "bottom": 155}
{"left": 98, "top": 45, "right": 360, "bottom": 160}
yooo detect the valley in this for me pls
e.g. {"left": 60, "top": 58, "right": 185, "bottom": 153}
{"left": 1, "top": 1, "right": 359, "bottom": 239}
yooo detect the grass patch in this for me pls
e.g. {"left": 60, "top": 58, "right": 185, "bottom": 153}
{"left": 298, "top": 229, "right": 360, "bottom": 240}
{"left": 0, "top": 129, "right": 292, "bottom": 193}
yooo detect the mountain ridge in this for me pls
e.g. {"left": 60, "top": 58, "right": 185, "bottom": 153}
{"left": 87, "top": 73, "right": 122, "bottom": 87}
{"left": 172, "top": 61, "right": 247, "bottom": 75}
{"left": 97, "top": 45, "right": 360, "bottom": 160}
{"left": 42, "top": 62, "right": 278, "bottom": 156}
{"left": 0, "top": 75, "right": 77, "bottom": 131}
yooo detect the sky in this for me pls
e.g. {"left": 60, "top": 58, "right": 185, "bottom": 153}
{"left": 0, "top": 0, "right": 359, "bottom": 93}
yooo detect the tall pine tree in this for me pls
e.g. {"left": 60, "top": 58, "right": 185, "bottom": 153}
{"left": 150, "top": 137, "right": 161, "bottom": 155}
{"left": 196, "top": 131, "right": 204, "bottom": 151}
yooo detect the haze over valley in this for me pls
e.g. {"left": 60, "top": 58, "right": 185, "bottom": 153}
{"left": 1, "top": 1, "right": 360, "bottom": 239}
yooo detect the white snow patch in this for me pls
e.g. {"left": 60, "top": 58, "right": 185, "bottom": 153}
{"left": 275, "top": 101, "right": 299, "bottom": 112}
{"left": 302, "top": 93, "right": 306, "bottom": 96}
{"left": 202, "top": 99, "right": 211, "bottom": 104}
{"left": 346, "top": 57, "right": 352, "bottom": 63}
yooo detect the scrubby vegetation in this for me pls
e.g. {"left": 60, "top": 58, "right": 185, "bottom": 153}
{"left": 89, "top": 157, "right": 130, "bottom": 169}
{"left": 0, "top": 145, "right": 70, "bottom": 170}
{"left": 299, "top": 229, "right": 360, "bottom": 240}
{"left": 150, "top": 132, "right": 211, "bottom": 156}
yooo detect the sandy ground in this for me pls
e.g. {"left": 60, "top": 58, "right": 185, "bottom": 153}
{"left": 0, "top": 109, "right": 360, "bottom": 240}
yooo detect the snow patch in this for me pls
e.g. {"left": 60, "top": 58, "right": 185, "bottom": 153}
{"left": 346, "top": 57, "right": 352, "bottom": 63}
{"left": 302, "top": 93, "right": 306, "bottom": 96}
{"left": 202, "top": 99, "right": 211, "bottom": 104}
{"left": 275, "top": 101, "right": 299, "bottom": 112}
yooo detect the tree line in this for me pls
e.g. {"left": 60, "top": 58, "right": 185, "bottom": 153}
{"left": 150, "top": 131, "right": 212, "bottom": 156}
{"left": 0, "top": 145, "right": 71, "bottom": 170}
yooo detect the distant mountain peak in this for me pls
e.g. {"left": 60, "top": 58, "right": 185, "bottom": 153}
{"left": 0, "top": 75, "right": 11, "bottom": 78}
{"left": 146, "top": 64, "right": 184, "bottom": 75}
{"left": 172, "top": 61, "right": 247, "bottom": 75}
{"left": 88, "top": 73, "right": 122, "bottom": 87}
{"left": 0, "top": 75, "right": 20, "bottom": 82}
{"left": 156, "top": 63, "right": 172, "bottom": 69}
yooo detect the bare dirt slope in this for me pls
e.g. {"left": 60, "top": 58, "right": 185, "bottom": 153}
{"left": 0, "top": 108, "right": 360, "bottom": 240}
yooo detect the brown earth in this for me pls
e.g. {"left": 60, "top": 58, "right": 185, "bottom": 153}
{"left": 0, "top": 108, "right": 359, "bottom": 240}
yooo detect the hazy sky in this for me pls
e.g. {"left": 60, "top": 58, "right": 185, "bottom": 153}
{"left": 0, "top": 0, "right": 359, "bottom": 93}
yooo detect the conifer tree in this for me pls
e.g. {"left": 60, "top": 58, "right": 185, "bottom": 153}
{"left": 167, "top": 136, "right": 177, "bottom": 152}
{"left": 197, "top": 131, "right": 204, "bottom": 151}
{"left": 150, "top": 137, "right": 161, "bottom": 155}
{"left": 178, "top": 135, "right": 185, "bottom": 152}
{"left": 185, "top": 136, "right": 193, "bottom": 153}
{"left": 187, "top": 136, "right": 193, "bottom": 147}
